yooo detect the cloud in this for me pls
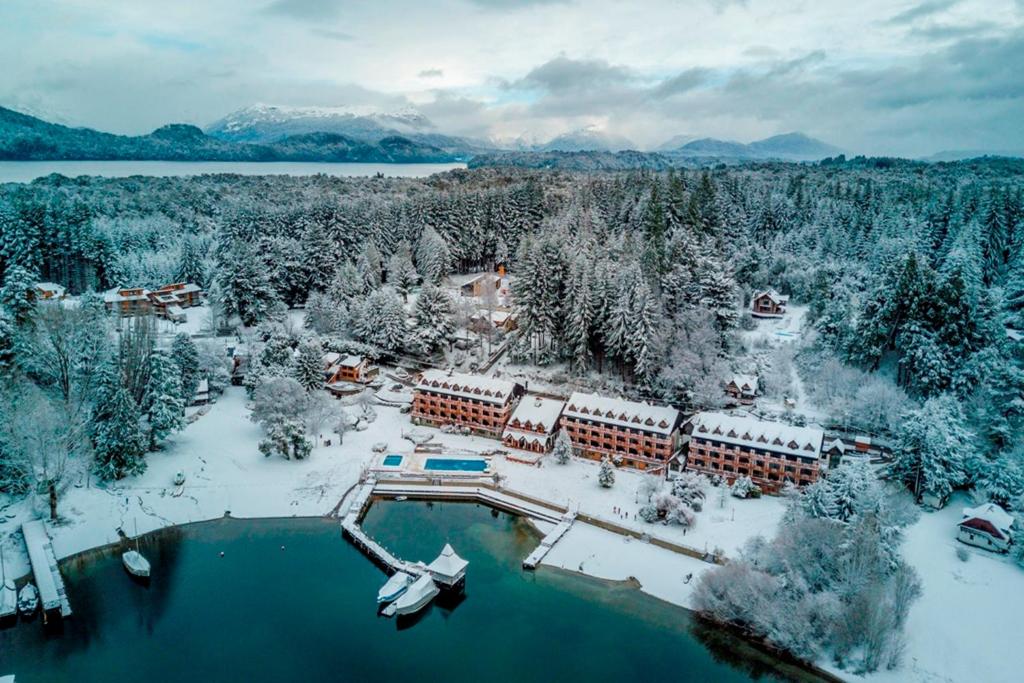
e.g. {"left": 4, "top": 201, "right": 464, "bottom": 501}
{"left": 649, "top": 68, "right": 711, "bottom": 98}
{"left": 465, "top": 0, "right": 571, "bottom": 8}
{"left": 418, "top": 68, "right": 444, "bottom": 78}
{"left": 886, "top": 0, "right": 960, "bottom": 25}
{"left": 312, "top": 28, "right": 354, "bottom": 41}
{"left": 264, "top": 0, "right": 343, "bottom": 21}
{"left": 509, "top": 55, "right": 635, "bottom": 93}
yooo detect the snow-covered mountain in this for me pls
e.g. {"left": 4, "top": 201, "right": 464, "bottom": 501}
{"left": 538, "top": 126, "right": 636, "bottom": 153}
{"left": 206, "top": 104, "right": 434, "bottom": 143}
{"left": 663, "top": 132, "right": 842, "bottom": 161}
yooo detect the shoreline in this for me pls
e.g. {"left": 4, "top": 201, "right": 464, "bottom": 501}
{"left": 39, "top": 504, "right": 843, "bottom": 683}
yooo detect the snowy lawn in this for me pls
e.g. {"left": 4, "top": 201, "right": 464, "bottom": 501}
{"left": 495, "top": 455, "right": 788, "bottom": 557}
{"left": 0, "top": 386, "right": 392, "bottom": 579}
{"left": 850, "top": 495, "right": 1024, "bottom": 683}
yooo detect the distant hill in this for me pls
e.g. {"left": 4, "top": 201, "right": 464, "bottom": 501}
{"left": 206, "top": 103, "right": 487, "bottom": 159}
{"left": 537, "top": 126, "right": 635, "bottom": 153}
{"left": 0, "top": 106, "right": 457, "bottom": 162}
{"left": 923, "top": 149, "right": 1024, "bottom": 162}
{"left": 661, "top": 132, "right": 842, "bottom": 162}
{"left": 468, "top": 150, "right": 677, "bottom": 171}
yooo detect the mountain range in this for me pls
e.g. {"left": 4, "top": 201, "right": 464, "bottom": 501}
{"left": 0, "top": 103, "right": 853, "bottom": 164}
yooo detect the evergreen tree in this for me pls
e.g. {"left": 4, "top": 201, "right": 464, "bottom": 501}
{"left": 552, "top": 429, "right": 573, "bottom": 465}
{"left": 143, "top": 350, "right": 186, "bottom": 450}
{"left": 1, "top": 263, "right": 37, "bottom": 327}
{"left": 92, "top": 363, "right": 147, "bottom": 480}
{"left": 217, "top": 241, "right": 279, "bottom": 326}
{"left": 176, "top": 238, "right": 206, "bottom": 287}
{"left": 890, "top": 396, "right": 972, "bottom": 502}
{"left": 411, "top": 283, "right": 455, "bottom": 355}
{"left": 415, "top": 225, "right": 451, "bottom": 283}
{"left": 386, "top": 244, "right": 418, "bottom": 301}
{"left": 598, "top": 456, "right": 616, "bottom": 488}
{"left": 294, "top": 338, "right": 325, "bottom": 391}
{"left": 171, "top": 333, "right": 201, "bottom": 403}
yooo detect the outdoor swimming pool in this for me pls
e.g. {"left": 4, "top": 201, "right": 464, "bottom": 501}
{"left": 382, "top": 455, "right": 403, "bottom": 467}
{"left": 423, "top": 458, "right": 488, "bottom": 472}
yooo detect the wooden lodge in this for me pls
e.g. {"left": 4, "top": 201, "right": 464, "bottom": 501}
{"left": 725, "top": 374, "right": 759, "bottom": 405}
{"left": 559, "top": 392, "right": 682, "bottom": 471}
{"left": 104, "top": 282, "right": 203, "bottom": 319}
{"left": 958, "top": 503, "right": 1014, "bottom": 553}
{"left": 501, "top": 396, "right": 566, "bottom": 454}
{"left": 326, "top": 354, "right": 376, "bottom": 384}
{"left": 411, "top": 370, "right": 524, "bottom": 438}
{"left": 33, "top": 282, "right": 67, "bottom": 301}
{"left": 104, "top": 287, "right": 153, "bottom": 317}
{"left": 751, "top": 289, "right": 788, "bottom": 318}
{"left": 460, "top": 273, "right": 502, "bottom": 298}
{"left": 684, "top": 412, "right": 826, "bottom": 492}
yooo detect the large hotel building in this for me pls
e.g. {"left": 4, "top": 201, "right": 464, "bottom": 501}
{"left": 559, "top": 392, "right": 682, "bottom": 470}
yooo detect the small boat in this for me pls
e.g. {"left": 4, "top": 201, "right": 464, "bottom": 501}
{"left": 173, "top": 471, "right": 186, "bottom": 486}
{"left": 394, "top": 496, "right": 408, "bottom": 502}
{"left": 376, "top": 571, "right": 413, "bottom": 604}
{"left": 122, "top": 550, "right": 151, "bottom": 578}
{"left": 17, "top": 583, "right": 38, "bottom": 616}
{"left": 1, "top": 674, "right": 16, "bottom": 683}
{"left": 123, "top": 518, "right": 151, "bottom": 578}
{"left": 383, "top": 574, "right": 438, "bottom": 617}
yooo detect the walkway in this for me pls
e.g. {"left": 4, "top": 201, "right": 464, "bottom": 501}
{"left": 21, "top": 520, "right": 72, "bottom": 622}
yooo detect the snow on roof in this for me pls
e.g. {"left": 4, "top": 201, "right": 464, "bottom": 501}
{"left": 690, "top": 412, "right": 824, "bottom": 459}
{"left": 35, "top": 282, "right": 65, "bottom": 295}
{"left": 1007, "top": 328, "right": 1023, "bottom": 342}
{"left": 728, "top": 374, "right": 759, "bottom": 392}
{"left": 426, "top": 543, "right": 468, "bottom": 580}
{"left": 825, "top": 438, "right": 846, "bottom": 453}
{"left": 339, "top": 355, "right": 363, "bottom": 367}
{"left": 416, "top": 369, "right": 520, "bottom": 405}
{"left": 564, "top": 392, "right": 680, "bottom": 436}
{"left": 322, "top": 352, "right": 342, "bottom": 365}
{"left": 506, "top": 396, "right": 565, "bottom": 434}
{"left": 195, "top": 379, "right": 209, "bottom": 395}
{"left": 961, "top": 503, "right": 1013, "bottom": 536}
{"left": 104, "top": 287, "right": 151, "bottom": 303}
{"left": 754, "top": 289, "right": 788, "bottom": 304}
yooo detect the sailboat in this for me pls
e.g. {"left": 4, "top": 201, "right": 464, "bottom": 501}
{"left": 0, "top": 546, "right": 16, "bottom": 620}
{"left": 122, "top": 519, "right": 151, "bottom": 579}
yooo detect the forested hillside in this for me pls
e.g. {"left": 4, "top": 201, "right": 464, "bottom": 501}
{"left": 2, "top": 158, "right": 1023, "bottom": 508}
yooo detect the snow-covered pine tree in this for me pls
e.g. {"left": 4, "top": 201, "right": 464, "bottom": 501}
{"left": 353, "top": 287, "right": 407, "bottom": 355}
{"left": 629, "top": 277, "right": 663, "bottom": 386}
{"left": 1, "top": 263, "right": 38, "bottom": 327}
{"left": 890, "top": 395, "right": 972, "bottom": 503}
{"left": 294, "top": 338, "right": 325, "bottom": 392}
{"left": 564, "top": 258, "right": 593, "bottom": 374}
{"left": 411, "top": 283, "right": 455, "bottom": 355}
{"left": 217, "top": 242, "right": 279, "bottom": 326}
{"left": 598, "top": 456, "right": 615, "bottom": 488}
{"left": 176, "top": 237, "right": 206, "bottom": 288}
{"left": 171, "top": 333, "right": 201, "bottom": 403}
{"left": 386, "top": 243, "right": 418, "bottom": 301}
{"left": 143, "top": 350, "right": 186, "bottom": 450}
{"left": 415, "top": 225, "right": 451, "bottom": 283}
{"left": 552, "top": 429, "right": 573, "bottom": 465}
{"left": 92, "top": 361, "right": 147, "bottom": 480}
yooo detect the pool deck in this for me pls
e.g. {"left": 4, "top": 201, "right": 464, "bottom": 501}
{"left": 368, "top": 450, "right": 492, "bottom": 479}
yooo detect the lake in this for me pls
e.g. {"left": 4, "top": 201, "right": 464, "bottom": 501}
{"left": 0, "top": 503, "right": 825, "bottom": 682}
{"left": 0, "top": 161, "right": 466, "bottom": 183}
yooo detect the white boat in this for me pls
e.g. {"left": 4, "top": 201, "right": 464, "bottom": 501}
{"left": 173, "top": 471, "right": 186, "bottom": 486}
{"left": 1, "top": 674, "right": 16, "bottom": 683}
{"left": 376, "top": 571, "right": 413, "bottom": 604}
{"left": 383, "top": 574, "right": 438, "bottom": 617}
{"left": 122, "top": 550, "right": 151, "bottom": 578}
{"left": 17, "top": 583, "right": 38, "bottom": 616}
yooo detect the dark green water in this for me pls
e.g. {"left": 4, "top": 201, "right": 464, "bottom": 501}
{"left": 0, "top": 503, "right": 825, "bottom": 682}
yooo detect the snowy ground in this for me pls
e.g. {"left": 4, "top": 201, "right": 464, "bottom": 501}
{"left": 849, "top": 495, "right": 1024, "bottom": 683}
{"left": 3, "top": 375, "right": 1022, "bottom": 683}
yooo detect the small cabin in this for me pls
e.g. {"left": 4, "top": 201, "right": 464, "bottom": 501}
{"left": 327, "top": 355, "right": 376, "bottom": 384}
{"left": 460, "top": 274, "right": 501, "bottom": 298}
{"left": 958, "top": 503, "right": 1013, "bottom": 552}
{"left": 34, "top": 282, "right": 67, "bottom": 301}
{"left": 751, "top": 289, "right": 788, "bottom": 318}
{"left": 725, "top": 374, "right": 759, "bottom": 404}
{"left": 104, "top": 287, "right": 153, "bottom": 317}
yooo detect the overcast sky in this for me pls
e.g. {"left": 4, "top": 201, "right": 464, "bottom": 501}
{"left": 2, "top": 0, "right": 1022, "bottom": 156}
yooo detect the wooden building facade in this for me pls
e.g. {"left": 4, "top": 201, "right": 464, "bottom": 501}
{"left": 412, "top": 370, "right": 524, "bottom": 438}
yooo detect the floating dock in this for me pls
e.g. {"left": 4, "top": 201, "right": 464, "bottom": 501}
{"left": 21, "top": 520, "right": 72, "bottom": 622}
{"left": 523, "top": 511, "right": 577, "bottom": 570}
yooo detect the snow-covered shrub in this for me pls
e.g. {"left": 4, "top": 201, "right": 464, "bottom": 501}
{"left": 638, "top": 505, "right": 659, "bottom": 523}
{"left": 671, "top": 471, "right": 707, "bottom": 511}
{"left": 653, "top": 492, "right": 696, "bottom": 528}
{"left": 730, "top": 475, "right": 760, "bottom": 499}
{"left": 598, "top": 457, "right": 615, "bottom": 488}
{"left": 552, "top": 430, "right": 572, "bottom": 465}
{"left": 956, "top": 546, "right": 969, "bottom": 562}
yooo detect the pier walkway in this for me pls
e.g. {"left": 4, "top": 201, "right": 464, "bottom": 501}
{"left": 21, "top": 520, "right": 72, "bottom": 622}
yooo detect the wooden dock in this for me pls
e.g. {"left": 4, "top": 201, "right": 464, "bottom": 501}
{"left": 21, "top": 520, "right": 72, "bottom": 622}
{"left": 522, "top": 512, "right": 576, "bottom": 570}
